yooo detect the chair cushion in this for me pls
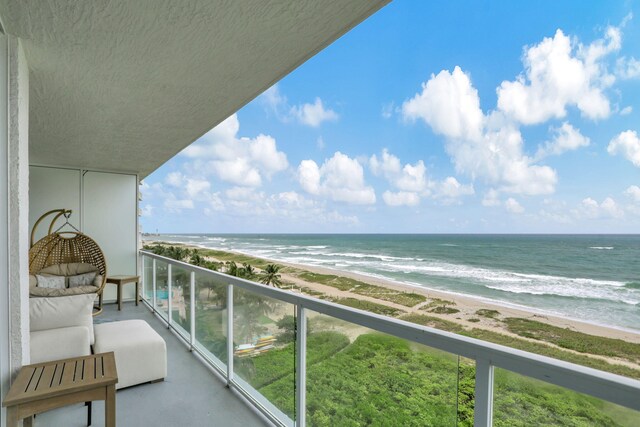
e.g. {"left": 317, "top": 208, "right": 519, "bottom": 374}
{"left": 69, "top": 272, "right": 97, "bottom": 288}
{"left": 38, "top": 262, "right": 98, "bottom": 276}
{"left": 36, "top": 274, "right": 66, "bottom": 289}
{"left": 30, "top": 294, "right": 96, "bottom": 345}
{"left": 39, "top": 262, "right": 99, "bottom": 276}
{"left": 29, "top": 285, "right": 99, "bottom": 297}
{"left": 30, "top": 326, "right": 91, "bottom": 364}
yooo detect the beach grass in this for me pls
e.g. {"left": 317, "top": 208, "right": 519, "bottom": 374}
{"left": 294, "top": 271, "right": 426, "bottom": 307}
{"left": 402, "top": 314, "right": 640, "bottom": 380}
{"left": 350, "top": 282, "right": 426, "bottom": 307}
{"left": 476, "top": 309, "right": 501, "bottom": 319}
{"left": 503, "top": 317, "right": 640, "bottom": 364}
{"left": 330, "top": 297, "right": 405, "bottom": 317}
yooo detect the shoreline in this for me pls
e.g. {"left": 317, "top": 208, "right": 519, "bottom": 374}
{"left": 145, "top": 239, "right": 640, "bottom": 344}
{"left": 286, "top": 260, "right": 640, "bottom": 339}
{"left": 274, "top": 256, "right": 640, "bottom": 344}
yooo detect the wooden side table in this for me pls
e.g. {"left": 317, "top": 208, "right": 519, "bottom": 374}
{"left": 2, "top": 352, "right": 118, "bottom": 427}
{"left": 101, "top": 275, "right": 140, "bottom": 311}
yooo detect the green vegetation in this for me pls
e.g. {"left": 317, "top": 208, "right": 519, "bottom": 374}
{"left": 246, "top": 332, "right": 635, "bottom": 426}
{"left": 350, "top": 282, "right": 426, "bottom": 307}
{"left": 492, "top": 367, "right": 634, "bottom": 427}
{"left": 196, "top": 248, "right": 275, "bottom": 269}
{"left": 468, "top": 318, "right": 480, "bottom": 323}
{"left": 503, "top": 318, "right": 640, "bottom": 364}
{"left": 235, "top": 331, "right": 349, "bottom": 390}
{"left": 475, "top": 309, "right": 501, "bottom": 319}
{"left": 402, "top": 313, "right": 466, "bottom": 334}
{"left": 403, "top": 314, "right": 640, "bottom": 380}
{"left": 275, "top": 315, "right": 312, "bottom": 343}
{"left": 430, "top": 305, "right": 461, "bottom": 314}
{"left": 294, "top": 271, "right": 425, "bottom": 307}
{"left": 259, "top": 264, "right": 284, "bottom": 288}
{"left": 330, "top": 297, "right": 404, "bottom": 317}
{"left": 420, "top": 298, "right": 460, "bottom": 314}
{"left": 261, "top": 333, "right": 460, "bottom": 425}
{"left": 295, "top": 271, "right": 361, "bottom": 291}
{"left": 424, "top": 298, "right": 456, "bottom": 308}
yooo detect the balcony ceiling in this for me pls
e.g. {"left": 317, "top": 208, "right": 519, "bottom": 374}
{"left": 0, "top": 0, "right": 388, "bottom": 177}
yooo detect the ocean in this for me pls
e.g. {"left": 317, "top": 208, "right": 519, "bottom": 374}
{"left": 150, "top": 234, "right": 640, "bottom": 331}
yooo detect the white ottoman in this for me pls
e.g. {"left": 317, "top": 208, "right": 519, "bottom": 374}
{"left": 94, "top": 319, "right": 167, "bottom": 389}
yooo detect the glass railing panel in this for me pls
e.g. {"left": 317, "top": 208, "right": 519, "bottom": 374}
{"left": 170, "top": 264, "right": 191, "bottom": 338}
{"left": 193, "top": 272, "right": 228, "bottom": 370}
{"left": 493, "top": 367, "right": 640, "bottom": 427}
{"left": 303, "top": 311, "right": 459, "bottom": 426}
{"left": 142, "top": 255, "right": 153, "bottom": 302}
{"left": 154, "top": 260, "right": 169, "bottom": 320}
{"left": 233, "top": 286, "right": 296, "bottom": 425}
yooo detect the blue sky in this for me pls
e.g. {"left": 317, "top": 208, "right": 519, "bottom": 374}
{"left": 141, "top": 1, "right": 640, "bottom": 234}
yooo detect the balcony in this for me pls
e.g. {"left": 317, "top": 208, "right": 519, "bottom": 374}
{"left": 34, "top": 301, "right": 270, "bottom": 427}
{"left": 113, "top": 251, "right": 639, "bottom": 427}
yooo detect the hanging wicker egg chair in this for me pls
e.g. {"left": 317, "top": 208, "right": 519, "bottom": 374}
{"left": 28, "top": 209, "right": 107, "bottom": 313}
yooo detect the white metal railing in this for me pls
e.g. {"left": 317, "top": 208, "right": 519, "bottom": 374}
{"left": 140, "top": 251, "right": 640, "bottom": 427}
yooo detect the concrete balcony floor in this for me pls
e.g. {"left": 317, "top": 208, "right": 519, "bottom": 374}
{"left": 35, "top": 301, "right": 271, "bottom": 427}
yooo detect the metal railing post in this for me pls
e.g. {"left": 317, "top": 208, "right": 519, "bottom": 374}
{"left": 140, "top": 254, "right": 145, "bottom": 302}
{"left": 190, "top": 271, "right": 196, "bottom": 351}
{"left": 152, "top": 259, "right": 157, "bottom": 312}
{"left": 167, "top": 264, "right": 172, "bottom": 328}
{"left": 226, "top": 284, "right": 234, "bottom": 387}
{"left": 295, "top": 305, "right": 307, "bottom": 427}
{"left": 474, "top": 358, "right": 494, "bottom": 427}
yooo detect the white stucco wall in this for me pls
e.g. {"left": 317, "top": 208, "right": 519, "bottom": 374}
{"left": 7, "top": 35, "right": 29, "bottom": 373}
{"left": 0, "top": 31, "right": 9, "bottom": 423}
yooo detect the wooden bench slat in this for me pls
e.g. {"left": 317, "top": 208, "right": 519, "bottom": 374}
{"left": 25, "top": 367, "right": 44, "bottom": 394}
{"left": 38, "top": 364, "right": 57, "bottom": 391}
{"left": 60, "top": 361, "right": 74, "bottom": 387}
{"left": 85, "top": 356, "right": 95, "bottom": 382}
{"left": 74, "top": 359, "right": 84, "bottom": 383}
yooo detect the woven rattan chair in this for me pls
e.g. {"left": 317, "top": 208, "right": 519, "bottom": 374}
{"left": 29, "top": 209, "right": 107, "bottom": 314}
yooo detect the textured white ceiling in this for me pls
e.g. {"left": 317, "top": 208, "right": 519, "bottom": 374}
{"left": 0, "top": 0, "right": 388, "bottom": 177}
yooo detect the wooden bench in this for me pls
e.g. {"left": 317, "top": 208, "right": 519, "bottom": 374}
{"left": 2, "top": 352, "right": 118, "bottom": 426}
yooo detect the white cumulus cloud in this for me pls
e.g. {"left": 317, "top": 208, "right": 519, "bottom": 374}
{"left": 403, "top": 66, "right": 483, "bottom": 141}
{"left": 297, "top": 152, "right": 376, "bottom": 205}
{"left": 578, "top": 197, "right": 624, "bottom": 219}
{"left": 505, "top": 198, "right": 525, "bottom": 214}
{"left": 616, "top": 57, "right": 640, "bottom": 79}
{"left": 624, "top": 185, "right": 640, "bottom": 202}
{"left": 607, "top": 130, "right": 640, "bottom": 167}
{"left": 497, "top": 27, "right": 620, "bottom": 124}
{"left": 382, "top": 191, "right": 420, "bottom": 207}
{"left": 402, "top": 67, "right": 557, "bottom": 195}
{"left": 259, "top": 84, "right": 338, "bottom": 127}
{"left": 435, "top": 177, "right": 475, "bottom": 204}
{"left": 182, "top": 114, "right": 288, "bottom": 187}
{"left": 370, "top": 149, "right": 429, "bottom": 193}
{"left": 482, "top": 189, "right": 502, "bottom": 207}
{"left": 620, "top": 106, "right": 633, "bottom": 115}
{"left": 535, "top": 122, "right": 590, "bottom": 160}
{"left": 290, "top": 98, "right": 339, "bottom": 127}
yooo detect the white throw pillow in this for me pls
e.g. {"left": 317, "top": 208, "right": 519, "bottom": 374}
{"left": 69, "top": 272, "right": 97, "bottom": 288}
{"left": 36, "top": 274, "right": 66, "bottom": 289}
{"left": 30, "top": 294, "right": 96, "bottom": 345}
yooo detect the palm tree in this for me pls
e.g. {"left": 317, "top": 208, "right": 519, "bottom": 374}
{"left": 241, "top": 263, "right": 256, "bottom": 279}
{"left": 226, "top": 261, "right": 239, "bottom": 276}
{"left": 259, "top": 264, "right": 282, "bottom": 288}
